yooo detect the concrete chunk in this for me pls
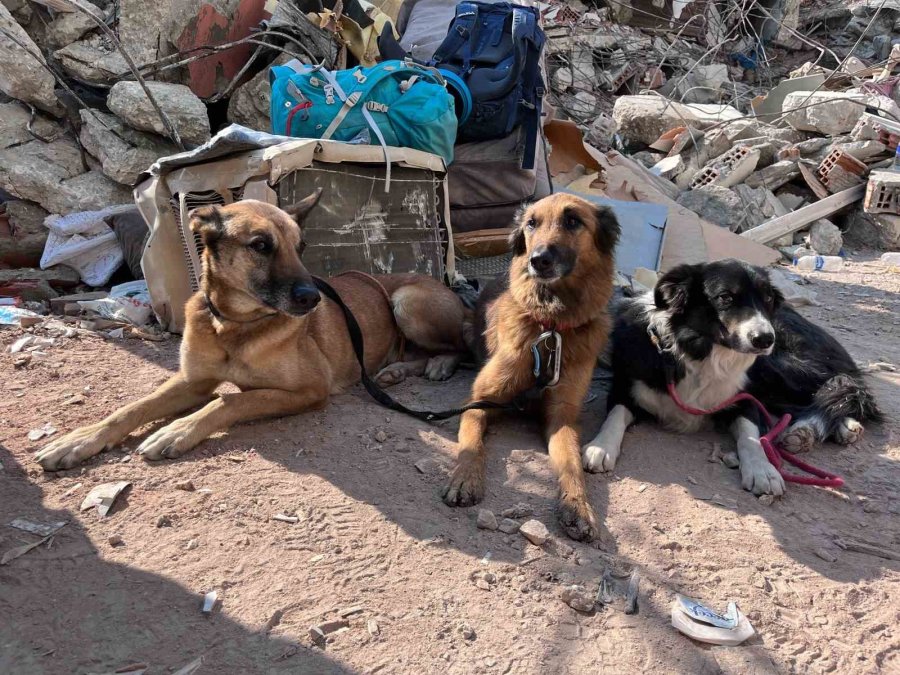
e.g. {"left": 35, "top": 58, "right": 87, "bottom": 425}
{"left": 108, "top": 81, "right": 210, "bottom": 147}
{"left": 613, "top": 95, "right": 742, "bottom": 146}
{"left": 0, "top": 4, "right": 62, "bottom": 115}
{"left": 782, "top": 91, "right": 868, "bottom": 136}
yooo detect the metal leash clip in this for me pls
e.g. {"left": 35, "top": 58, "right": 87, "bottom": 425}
{"left": 531, "top": 330, "right": 562, "bottom": 388}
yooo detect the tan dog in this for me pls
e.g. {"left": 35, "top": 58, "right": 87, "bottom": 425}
{"left": 36, "top": 192, "right": 468, "bottom": 470}
{"left": 442, "top": 193, "right": 619, "bottom": 541}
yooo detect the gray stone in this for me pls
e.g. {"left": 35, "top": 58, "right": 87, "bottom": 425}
{"left": 108, "top": 81, "right": 210, "bottom": 147}
{"left": 498, "top": 518, "right": 520, "bottom": 534}
{"left": 119, "top": 0, "right": 177, "bottom": 66}
{"left": 47, "top": 10, "right": 98, "bottom": 49}
{"left": 831, "top": 140, "right": 889, "bottom": 162}
{"left": 676, "top": 185, "right": 743, "bottom": 229}
{"left": 560, "top": 585, "right": 594, "bottom": 613}
{"left": 745, "top": 160, "right": 800, "bottom": 190}
{"left": 476, "top": 509, "right": 498, "bottom": 531}
{"left": 519, "top": 519, "right": 550, "bottom": 546}
{"left": 0, "top": 102, "right": 63, "bottom": 151}
{"left": 613, "top": 95, "right": 743, "bottom": 146}
{"left": 0, "top": 138, "right": 84, "bottom": 211}
{"left": 80, "top": 109, "right": 179, "bottom": 185}
{"left": 733, "top": 184, "right": 787, "bottom": 232}
{"left": 42, "top": 170, "right": 133, "bottom": 215}
{"left": 0, "top": 4, "right": 62, "bottom": 115}
{"left": 809, "top": 219, "right": 843, "bottom": 255}
{"left": 724, "top": 118, "right": 805, "bottom": 145}
{"left": 1, "top": 0, "right": 32, "bottom": 23}
{"left": 0, "top": 200, "right": 49, "bottom": 267}
{"left": 228, "top": 57, "right": 290, "bottom": 133}
{"left": 501, "top": 503, "right": 533, "bottom": 518}
{"left": 783, "top": 91, "right": 867, "bottom": 136}
{"left": 53, "top": 34, "right": 128, "bottom": 86}
{"left": 844, "top": 209, "right": 900, "bottom": 250}
{"left": 559, "top": 90, "right": 599, "bottom": 118}
{"left": 0, "top": 266, "right": 80, "bottom": 287}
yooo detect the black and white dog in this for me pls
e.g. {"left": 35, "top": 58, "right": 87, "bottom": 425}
{"left": 582, "top": 259, "right": 881, "bottom": 496}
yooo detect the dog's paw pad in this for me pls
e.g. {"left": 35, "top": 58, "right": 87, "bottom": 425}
{"left": 441, "top": 463, "right": 484, "bottom": 507}
{"left": 835, "top": 418, "right": 864, "bottom": 445}
{"left": 780, "top": 424, "right": 816, "bottom": 454}
{"left": 582, "top": 443, "right": 618, "bottom": 473}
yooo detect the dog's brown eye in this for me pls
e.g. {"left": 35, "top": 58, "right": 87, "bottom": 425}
{"left": 250, "top": 239, "right": 272, "bottom": 254}
{"left": 717, "top": 293, "right": 733, "bottom": 306}
{"left": 565, "top": 216, "right": 582, "bottom": 231}
{"left": 526, "top": 218, "right": 536, "bottom": 230}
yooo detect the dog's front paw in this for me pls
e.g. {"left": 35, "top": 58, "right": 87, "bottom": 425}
{"left": 424, "top": 354, "right": 460, "bottom": 381}
{"left": 441, "top": 459, "right": 485, "bottom": 507}
{"left": 835, "top": 417, "right": 864, "bottom": 445}
{"left": 558, "top": 494, "right": 599, "bottom": 542}
{"left": 740, "top": 459, "right": 785, "bottom": 496}
{"left": 34, "top": 424, "right": 116, "bottom": 471}
{"left": 137, "top": 418, "right": 201, "bottom": 461}
{"left": 581, "top": 441, "right": 619, "bottom": 473}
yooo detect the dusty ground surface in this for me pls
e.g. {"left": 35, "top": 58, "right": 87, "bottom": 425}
{"left": 1, "top": 254, "right": 898, "bottom": 675}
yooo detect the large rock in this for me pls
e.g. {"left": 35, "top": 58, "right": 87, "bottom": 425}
{"left": 0, "top": 102, "right": 62, "bottom": 150}
{"left": 745, "top": 160, "right": 800, "bottom": 190}
{"left": 782, "top": 91, "right": 867, "bottom": 136}
{"left": 0, "top": 4, "right": 62, "bottom": 115}
{"left": 809, "top": 219, "right": 843, "bottom": 255}
{"left": 108, "top": 81, "right": 210, "bottom": 147}
{"left": 54, "top": 35, "right": 128, "bottom": 86}
{"left": 42, "top": 170, "right": 133, "bottom": 215}
{"left": 46, "top": 10, "right": 98, "bottom": 49}
{"left": 732, "top": 184, "right": 787, "bottom": 232}
{"left": 0, "top": 138, "right": 84, "bottom": 210}
{"left": 0, "top": 200, "right": 48, "bottom": 268}
{"left": 118, "top": 0, "right": 177, "bottom": 66}
{"left": 80, "top": 109, "right": 179, "bottom": 185}
{"left": 613, "top": 95, "right": 743, "bottom": 146}
{"left": 676, "top": 185, "right": 744, "bottom": 230}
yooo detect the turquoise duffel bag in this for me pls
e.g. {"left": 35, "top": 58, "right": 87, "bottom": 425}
{"left": 270, "top": 60, "right": 457, "bottom": 167}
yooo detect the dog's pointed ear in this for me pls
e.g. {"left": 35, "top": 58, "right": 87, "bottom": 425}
{"left": 283, "top": 188, "right": 324, "bottom": 225}
{"left": 593, "top": 204, "right": 621, "bottom": 253}
{"left": 655, "top": 264, "right": 696, "bottom": 313}
{"left": 189, "top": 205, "right": 225, "bottom": 246}
{"left": 508, "top": 204, "right": 529, "bottom": 256}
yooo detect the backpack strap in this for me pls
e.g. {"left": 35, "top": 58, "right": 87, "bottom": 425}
{"left": 430, "top": 2, "right": 479, "bottom": 67}
{"left": 315, "top": 66, "right": 393, "bottom": 191}
{"left": 514, "top": 8, "right": 544, "bottom": 171}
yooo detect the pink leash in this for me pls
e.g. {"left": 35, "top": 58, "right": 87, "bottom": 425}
{"left": 666, "top": 383, "right": 844, "bottom": 488}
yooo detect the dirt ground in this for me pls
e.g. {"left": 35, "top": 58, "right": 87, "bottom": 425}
{"left": 1, "top": 254, "right": 898, "bottom": 675}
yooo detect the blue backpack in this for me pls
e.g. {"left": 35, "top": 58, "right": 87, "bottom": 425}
{"left": 269, "top": 60, "right": 458, "bottom": 167}
{"left": 428, "top": 2, "right": 545, "bottom": 169}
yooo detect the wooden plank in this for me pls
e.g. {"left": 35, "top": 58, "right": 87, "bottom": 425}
{"left": 741, "top": 184, "right": 866, "bottom": 244}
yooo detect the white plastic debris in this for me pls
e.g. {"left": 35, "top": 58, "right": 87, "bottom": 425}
{"left": 671, "top": 594, "right": 754, "bottom": 646}
{"left": 78, "top": 280, "right": 153, "bottom": 326}
{"left": 202, "top": 590, "right": 218, "bottom": 614}
{"left": 80, "top": 481, "right": 131, "bottom": 517}
{"left": 9, "top": 518, "right": 67, "bottom": 537}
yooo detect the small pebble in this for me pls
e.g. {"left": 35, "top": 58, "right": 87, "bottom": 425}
{"left": 758, "top": 494, "right": 775, "bottom": 506}
{"left": 156, "top": 515, "right": 172, "bottom": 528}
{"left": 498, "top": 518, "right": 520, "bottom": 534}
{"left": 186, "top": 538, "right": 199, "bottom": 550}
{"left": 374, "top": 430, "right": 388, "bottom": 443}
{"left": 174, "top": 479, "right": 195, "bottom": 492}
{"left": 108, "top": 535, "right": 124, "bottom": 547}
{"left": 477, "top": 509, "right": 498, "bottom": 531}
{"left": 814, "top": 547, "right": 837, "bottom": 563}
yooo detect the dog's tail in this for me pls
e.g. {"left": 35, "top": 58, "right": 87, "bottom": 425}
{"left": 813, "top": 374, "right": 883, "bottom": 433}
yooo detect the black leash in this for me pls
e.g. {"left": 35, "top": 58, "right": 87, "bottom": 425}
{"left": 313, "top": 277, "right": 519, "bottom": 422}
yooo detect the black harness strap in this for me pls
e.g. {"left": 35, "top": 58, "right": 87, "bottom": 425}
{"left": 313, "top": 277, "right": 517, "bottom": 422}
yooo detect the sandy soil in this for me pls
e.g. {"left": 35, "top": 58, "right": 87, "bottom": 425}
{"left": 1, "top": 254, "right": 898, "bottom": 675}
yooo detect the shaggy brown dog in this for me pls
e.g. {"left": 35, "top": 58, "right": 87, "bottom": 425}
{"left": 442, "top": 193, "right": 620, "bottom": 541}
{"left": 36, "top": 191, "right": 468, "bottom": 470}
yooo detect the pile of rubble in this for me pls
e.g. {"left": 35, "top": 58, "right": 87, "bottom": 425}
{"left": 545, "top": 0, "right": 900, "bottom": 256}
{"left": 0, "top": 0, "right": 337, "bottom": 281}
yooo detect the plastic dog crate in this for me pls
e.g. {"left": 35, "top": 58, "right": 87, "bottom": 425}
{"left": 135, "top": 138, "right": 455, "bottom": 333}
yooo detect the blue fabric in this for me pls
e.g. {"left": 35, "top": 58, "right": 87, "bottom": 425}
{"left": 429, "top": 2, "right": 545, "bottom": 167}
{"left": 270, "top": 61, "right": 458, "bottom": 165}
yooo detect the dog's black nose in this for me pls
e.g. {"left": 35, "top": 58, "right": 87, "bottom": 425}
{"left": 291, "top": 283, "right": 320, "bottom": 310}
{"left": 750, "top": 331, "right": 775, "bottom": 350}
{"left": 529, "top": 248, "right": 555, "bottom": 274}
